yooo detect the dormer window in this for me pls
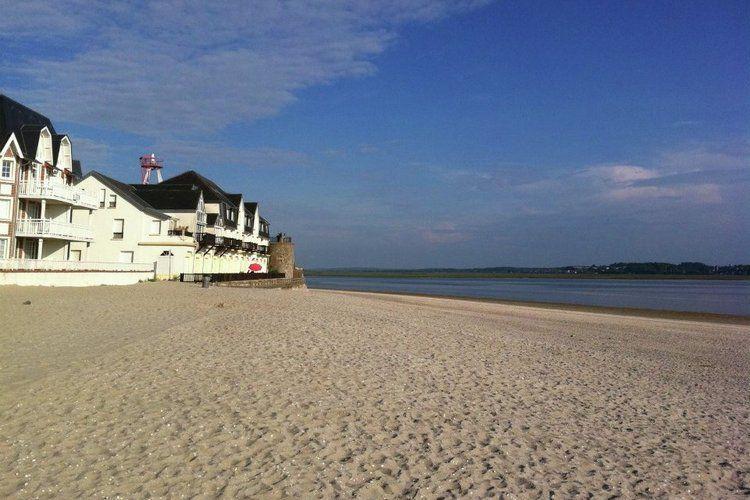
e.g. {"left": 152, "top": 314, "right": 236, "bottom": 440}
{"left": 59, "top": 137, "right": 72, "bottom": 170}
{"left": 39, "top": 129, "right": 53, "bottom": 164}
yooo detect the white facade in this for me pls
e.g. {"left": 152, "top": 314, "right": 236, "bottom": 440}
{"left": 72, "top": 175, "right": 197, "bottom": 279}
{"left": 1, "top": 129, "right": 97, "bottom": 262}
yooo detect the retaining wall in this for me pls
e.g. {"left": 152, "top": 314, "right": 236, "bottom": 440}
{"left": 216, "top": 277, "right": 306, "bottom": 289}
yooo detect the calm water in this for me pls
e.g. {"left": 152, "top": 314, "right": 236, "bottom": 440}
{"left": 306, "top": 276, "right": 750, "bottom": 316}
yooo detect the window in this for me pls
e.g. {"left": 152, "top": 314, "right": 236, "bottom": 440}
{"left": 119, "top": 251, "right": 134, "bottom": 263}
{"left": 112, "top": 218, "right": 124, "bottom": 239}
{"left": 0, "top": 199, "right": 10, "bottom": 219}
{"left": 43, "top": 136, "right": 52, "bottom": 162}
{"left": 100, "top": 189, "right": 106, "bottom": 208}
{"left": 69, "top": 249, "right": 82, "bottom": 261}
{"left": 1, "top": 159, "right": 13, "bottom": 179}
{"left": 0, "top": 237, "right": 7, "bottom": 258}
{"left": 150, "top": 220, "right": 161, "bottom": 235}
{"left": 108, "top": 194, "right": 117, "bottom": 208}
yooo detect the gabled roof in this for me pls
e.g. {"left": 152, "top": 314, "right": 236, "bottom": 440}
{"left": 227, "top": 193, "right": 242, "bottom": 206}
{"left": 18, "top": 124, "right": 45, "bottom": 161}
{"left": 0, "top": 94, "right": 55, "bottom": 150}
{"left": 160, "top": 170, "right": 235, "bottom": 206}
{"left": 244, "top": 202, "right": 258, "bottom": 216}
{"left": 71, "top": 160, "right": 83, "bottom": 178}
{"left": 130, "top": 183, "right": 202, "bottom": 210}
{"left": 83, "top": 171, "right": 169, "bottom": 220}
{"left": 52, "top": 134, "right": 69, "bottom": 165}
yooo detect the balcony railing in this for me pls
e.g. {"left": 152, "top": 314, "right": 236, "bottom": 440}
{"left": 0, "top": 258, "right": 153, "bottom": 272}
{"left": 18, "top": 181, "right": 99, "bottom": 209}
{"left": 15, "top": 218, "right": 94, "bottom": 241}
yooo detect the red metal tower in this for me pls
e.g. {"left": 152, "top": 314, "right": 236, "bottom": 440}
{"left": 140, "top": 153, "right": 163, "bottom": 184}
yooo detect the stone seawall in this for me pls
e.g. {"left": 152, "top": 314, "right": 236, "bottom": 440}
{"left": 217, "top": 277, "right": 306, "bottom": 289}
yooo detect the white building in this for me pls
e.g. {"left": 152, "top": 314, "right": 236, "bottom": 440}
{"left": 0, "top": 95, "right": 154, "bottom": 285}
{"left": 0, "top": 95, "right": 98, "bottom": 260}
{"left": 73, "top": 170, "right": 271, "bottom": 278}
{"left": 1, "top": 95, "right": 272, "bottom": 285}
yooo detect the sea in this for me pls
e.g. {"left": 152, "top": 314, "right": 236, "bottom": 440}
{"left": 306, "top": 276, "right": 750, "bottom": 316}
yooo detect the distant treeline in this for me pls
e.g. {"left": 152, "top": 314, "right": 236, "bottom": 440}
{"left": 307, "top": 262, "right": 750, "bottom": 278}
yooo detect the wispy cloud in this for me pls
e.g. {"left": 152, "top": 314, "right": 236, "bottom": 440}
{"left": 1, "top": 1, "right": 490, "bottom": 139}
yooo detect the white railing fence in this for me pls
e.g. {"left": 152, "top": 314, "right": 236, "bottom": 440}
{"left": 0, "top": 258, "right": 154, "bottom": 272}
{"left": 15, "top": 218, "right": 94, "bottom": 241}
{"left": 18, "top": 181, "right": 99, "bottom": 209}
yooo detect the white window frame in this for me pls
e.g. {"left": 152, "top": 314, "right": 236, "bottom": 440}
{"left": 108, "top": 194, "right": 117, "bottom": 208}
{"left": 112, "top": 218, "right": 124, "bottom": 239}
{"left": 0, "top": 237, "right": 8, "bottom": 258}
{"left": 119, "top": 251, "right": 134, "bottom": 263}
{"left": 40, "top": 129, "right": 53, "bottom": 164}
{"left": 100, "top": 189, "right": 106, "bottom": 208}
{"left": 1, "top": 158, "right": 14, "bottom": 179}
{"left": 150, "top": 219, "right": 161, "bottom": 235}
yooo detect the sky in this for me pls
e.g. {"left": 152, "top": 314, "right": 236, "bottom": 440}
{"left": 1, "top": 0, "right": 748, "bottom": 268}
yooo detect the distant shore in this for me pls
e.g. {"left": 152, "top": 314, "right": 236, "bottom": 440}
{"left": 306, "top": 271, "right": 750, "bottom": 280}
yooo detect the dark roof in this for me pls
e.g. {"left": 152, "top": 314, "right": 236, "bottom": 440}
{"left": 244, "top": 202, "right": 257, "bottom": 216}
{"left": 83, "top": 171, "right": 169, "bottom": 220}
{"left": 260, "top": 216, "right": 269, "bottom": 224}
{"left": 227, "top": 193, "right": 242, "bottom": 206}
{"left": 71, "top": 160, "right": 82, "bottom": 178}
{"left": 18, "top": 125, "right": 45, "bottom": 160}
{"left": 52, "top": 134, "right": 68, "bottom": 165}
{"left": 130, "top": 184, "right": 202, "bottom": 210}
{"left": 0, "top": 95, "right": 55, "bottom": 156}
{"left": 161, "top": 170, "right": 235, "bottom": 206}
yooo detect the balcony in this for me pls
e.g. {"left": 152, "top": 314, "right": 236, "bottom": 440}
{"left": 15, "top": 218, "right": 94, "bottom": 242}
{"left": 18, "top": 181, "right": 99, "bottom": 209}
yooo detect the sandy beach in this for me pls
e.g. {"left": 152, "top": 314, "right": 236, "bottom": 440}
{"left": 1, "top": 282, "right": 748, "bottom": 498}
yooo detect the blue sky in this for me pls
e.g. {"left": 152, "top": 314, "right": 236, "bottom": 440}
{"left": 1, "top": 0, "right": 748, "bottom": 267}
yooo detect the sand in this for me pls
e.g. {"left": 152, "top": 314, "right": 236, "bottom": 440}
{"left": 1, "top": 283, "right": 748, "bottom": 498}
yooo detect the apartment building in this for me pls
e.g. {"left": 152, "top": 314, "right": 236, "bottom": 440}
{"left": 0, "top": 95, "right": 97, "bottom": 262}
{"left": 159, "top": 170, "right": 270, "bottom": 273}
{"left": 73, "top": 170, "right": 270, "bottom": 277}
{"left": 1, "top": 95, "right": 274, "bottom": 285}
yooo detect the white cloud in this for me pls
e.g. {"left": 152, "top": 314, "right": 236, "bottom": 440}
{"left": 1, "top": 1, "right": 490, "bottom": 138}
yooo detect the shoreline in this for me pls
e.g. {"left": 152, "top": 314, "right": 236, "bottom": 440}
{"left": 312, "top": 287, "right": 750, "bottom": 325}
{"left": 306, "top": 272, "right": 750, "bottom": 280}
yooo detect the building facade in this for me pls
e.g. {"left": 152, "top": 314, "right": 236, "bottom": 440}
{"left": 0, "top": 95, "right": 97, "bottom": 263}
{"left": 73, "top": 170, "right": 271, "bottom": 278}
{"left": 1, "top": 95, "right": 275, "bottom": 285}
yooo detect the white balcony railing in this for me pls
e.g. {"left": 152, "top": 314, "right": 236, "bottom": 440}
{"left": 0, "top": 258, "right": 153, "bottom": 272}
{"left": 15, "top": 218, "right": 94, "bottom": 241}
{"left": 18, "top": 181, "right": 99, "bottom": 209}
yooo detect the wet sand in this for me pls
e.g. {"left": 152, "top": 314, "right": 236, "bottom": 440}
{"left": 1, "top": 282, "right": 748, "bottom": 497}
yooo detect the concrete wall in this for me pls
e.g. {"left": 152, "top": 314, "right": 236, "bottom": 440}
{"left": 216, "top": 277, "right": 306, "bottom": 289}
{"left": 268, "top": 241, "right": 295, "bottom": 278}
{"left": 0, "top": 270, "right": 154, "bottom": 287}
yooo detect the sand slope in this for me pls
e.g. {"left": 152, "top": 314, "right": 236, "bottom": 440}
{"left": 1, "top": 283, "right": 748, "bottom": 497}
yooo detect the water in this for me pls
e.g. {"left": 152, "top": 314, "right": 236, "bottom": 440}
{"left": 306, "top": 276, "right": 750, "bottom": 316}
